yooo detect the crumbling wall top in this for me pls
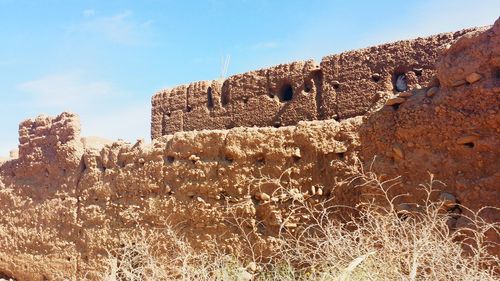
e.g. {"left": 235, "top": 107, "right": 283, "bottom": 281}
{"left": 151, "top": 27, "right": 484, "bottom": 139}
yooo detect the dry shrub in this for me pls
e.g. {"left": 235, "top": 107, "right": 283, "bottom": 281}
{"left": 101, "top": 225, "right": 245, "bottom": 281}
{"left": 268, "top": 160, "right": 499, "bottom": 280}
{"left": 102, "top": 160, "right": 499, "bottom": 281}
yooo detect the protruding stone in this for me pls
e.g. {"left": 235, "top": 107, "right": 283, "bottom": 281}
{"left": 465, "top": 72, "right": 481, "bottom": 84}
{"left": 392, "top": 144, "right": 404, "bottom": 159}
{"left": 316, "top": 187, "right": 323, "bottom": 196}
{"left": 398, "top": 92, "right": 413, "bottom": 98}
{"left": 386, "top": 97, "right": 406, "bottom": 106}
{"left": 255, "top": 192, "right": 270, "bottom": 201}
{"left": 426, "top": 87, "right": 439, "bottom": 97}
{"left": 292, "top": 148, "right": 301, "bottom": 159}
{"left": 451, "top": 79, "right": 467, "bottom": 87}
{"left": 456, "top": 135, "right": 480, "bottom": 145}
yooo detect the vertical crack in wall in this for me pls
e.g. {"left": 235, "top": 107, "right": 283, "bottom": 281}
{"left": 313, "top": 67, "right": 324, "bottom": 121}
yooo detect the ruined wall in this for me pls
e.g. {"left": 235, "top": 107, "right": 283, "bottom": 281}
{"left": 0, "top": 112, "right": 363, "bottom": 280}
{"left": 0, "top": 20, "right": 498, "bottom": 280}
{"left": 151, "top": 27, "right": 482, "bottom": 138}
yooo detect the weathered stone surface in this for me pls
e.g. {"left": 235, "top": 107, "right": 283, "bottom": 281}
{"left": 466, "top": 72, "right": 482, "bottom": 84}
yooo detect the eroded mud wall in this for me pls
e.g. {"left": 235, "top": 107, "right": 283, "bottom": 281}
{"left": 151, "top": 27, "right": 483, "bottom": 138}
{"left": 0, "top": 19, "right": 498, "bottom": 280}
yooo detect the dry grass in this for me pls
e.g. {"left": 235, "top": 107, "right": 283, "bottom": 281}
{"left": 101, "top": 161, "right": 499, "bottom": 281}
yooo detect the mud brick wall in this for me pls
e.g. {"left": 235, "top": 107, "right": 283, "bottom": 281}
{"left": 151, "top": 28, "right": 480, "bottom": 139}
{"left": 0, "top": 20, "right": 498, "bottom": 280}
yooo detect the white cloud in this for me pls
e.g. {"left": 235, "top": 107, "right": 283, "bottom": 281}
{"left": 83, "top": 9, "right": 95, "bottom": 17}
{"left": 17, "top": 72, "right": 114, "bottom": 108}
{"left": 67, "top": 10, "right": 152, "bottom": 45}
{"left": 15, "top": 72, "right": 151, "bottom": 146}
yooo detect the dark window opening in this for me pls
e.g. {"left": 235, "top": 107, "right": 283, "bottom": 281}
{"left": 186, "top": 105, "right": 192, "bottom": 112}
{"left": 292, "top": 154, "right": 301, "bottom": 163}
{"left": 221, "top": 89, "right": 229, "bottom": 106}
{"left": 165, "top": 156, "right": 175, "bottom": 164}
{"left": 243, "top": 97, "right": 249, "bottom": 104}
{"left": 372, "top": 73, "right": 381, "bottom": 82}
{"left": 337, "top": 152, "right": 345, "bottom": 160}
{"left": 392, "top": 103, "right": 401, "bottom": 111}
{"left": 463, "top": 142, "right": 474, "bottom": 148}
{"left": 279, "top": 84, "right": 294, "bottom": 102}
{"left": 225, "top": 155, "right": 234, "bottom": 164}
{"left": 207, "top": 87, "right": 214, "bottom": 109}
{"left": 80, "top": 162, "right": 87, "bottom": 173}
{"left": 256, "top": 156, "right": 265, "bottom": 166}
{"left": 332, "top": 80, "right": 340, "bottom": 89}
{"left": 273, "top": 121, "right": 282, "bottom": 128}
{"left": 304, "top": 80, "right": 313, "bottom": 93}
{"left": 413, "top": 67, "right": 423, "bottom": 76}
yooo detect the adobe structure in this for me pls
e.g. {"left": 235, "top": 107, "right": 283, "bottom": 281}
{"left": 0, "top": 19, "right": 498, "bottom": 280}
{"left": 151, "top": 27, "right": 477, "bottom": 138}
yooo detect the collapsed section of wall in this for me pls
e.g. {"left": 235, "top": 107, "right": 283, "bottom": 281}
{"left": 151, "top": 27, "right": 482, "bottom": 139}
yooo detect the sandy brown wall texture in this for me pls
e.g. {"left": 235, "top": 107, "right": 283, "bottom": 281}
{"left": 151, "top": 27, "right": 481, "bottom": 138}
{"left": 0, "top": 20, "right": 498, "bottom": 280}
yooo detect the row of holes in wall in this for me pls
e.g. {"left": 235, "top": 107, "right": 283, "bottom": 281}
{"left": 163, "top": 151, "right": 345, "bottom": 166}
{"left": 186, "top": 65, "right": 500, "bottom": 114}
{"left": 217, "top": 83, "right": 296, "bottom": 109}
{"left": 186, "top": 66, "right": 500, "bottom": 113}
{"left": 191, "top": 66, "right": 429, "bottom": 113}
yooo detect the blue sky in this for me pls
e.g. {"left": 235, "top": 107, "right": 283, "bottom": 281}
{"left": 0, "top": 0, "right": 499, "bottom": 156}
